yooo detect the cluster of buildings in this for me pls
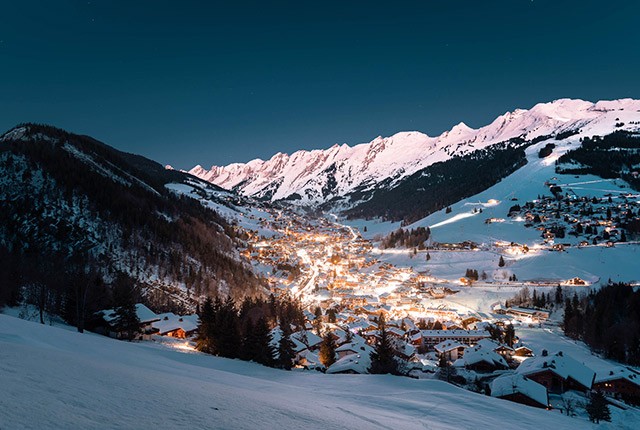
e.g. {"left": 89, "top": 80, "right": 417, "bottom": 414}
{"left": 491, "top": 351, "right": 640, "bottom": 409}
{"left": 512, "top": 188, "right": 639, "bottom": 248}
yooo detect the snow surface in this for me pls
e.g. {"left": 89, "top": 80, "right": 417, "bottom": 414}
{"left": 0, "top": 314, "right": 595, "bottom": 430}
{"left": 341, "top": 132, "right": 640, "bottom": 290}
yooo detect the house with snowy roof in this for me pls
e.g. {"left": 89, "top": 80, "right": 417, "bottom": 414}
{"left": 94, "top": 303, "right": 160, "bottom": 340}
{"left": 514, "top": 345, "right": 534, "bottom": 358}
{"left": 420, "top": 329, "right": 490, "bottom": 349}
{"left": 515, "top": 351, "right": 595, "bottom": 393}
{"left": 506, "top": 306, "right": 550, "bottom": 322}
{"left": 476, "top": 338, "right": 514, "bottom": 359}
{"left": 434, "top": 340, "right": 467, "bottom": 361}
{"left": 491, "top": 374, "right": 549, "bottom": 409}
{"left": 151, "top": 313, "right": 199, "bottom": 339}
{"left": 326, "top": 347, "right": 373, "bottom": 375}
{"left": 454, "top": 344, "right": 508, "bottom": 372}
{"left": 335, "top": 335, "right": 371, "bottom": 360}
{"left": 594, "top": 367, "right": 640, "bottom": 405}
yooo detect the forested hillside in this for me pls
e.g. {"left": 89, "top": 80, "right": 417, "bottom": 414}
{"left": 556, "top": 130, "right": 640, "bottom": 190}
{"left": 0, "top": 124, "right": 263, "bottom": 322}
{"left": 345, "top": 143, "right": 527, "bottom": 225}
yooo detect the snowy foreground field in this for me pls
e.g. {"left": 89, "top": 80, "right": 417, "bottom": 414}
{"left": 0, "top": 314, "right": 607, "bottom": 430}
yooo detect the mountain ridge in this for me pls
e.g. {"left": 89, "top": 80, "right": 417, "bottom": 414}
{"left": 190, "top": 98, "right": 640, "bottom": 205}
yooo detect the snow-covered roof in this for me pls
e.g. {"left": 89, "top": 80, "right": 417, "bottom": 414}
{"left": 100, "top": 303, "right": 160, "bottom": 324}
{"left": 336, "top": 335, "right": 372, "bottom": 355}
{"left": 516, "top": 351, "right": 595, "bottom": 389}
{"left": 386, "top": 327, "right": 405, "bottom": 337}
{"left": 459, "top": 345, "right": 508, "bottom": 369}
{"left": 421, "top": 329, "right": 489, "bottom": 338}
{"left": 595, "top": 367, "right": 640, "bottom": 386}
{"left": 491, "top": 374, "right": 549, "bottom": 407}
{"left": 434, "top": 340, "right": 466, "bottom": 353}
{"left": 476, "top": 338, "right": 513, "bottom": 352}
{"left": 292, "top": 330, "right": 322, "bottom": 348}
{"left": 326, "top": 351, "right": 372, "bottom": 374}
{"left": 152, "top": 313, "right": 198, "bottom": 334}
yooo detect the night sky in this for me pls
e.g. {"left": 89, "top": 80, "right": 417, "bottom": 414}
{"left": 1, "top": 1, "right": 639, "bottom": 169}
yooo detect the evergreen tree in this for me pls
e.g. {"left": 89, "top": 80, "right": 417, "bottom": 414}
{"left": 217, "top": 297, "right": 241, "bottom": 358}
{"left": 111, "top": 283, "right": 140, "bottom": 341}
{"left": 586, "top": 391, "right": 611, "bottom": 423}
{"left": 319, "top": 332, "right": 337, "bottom": 368}
{"left": 564, "top": 297, "right": 574, "bottom": 337}
{"left": 196, "top": 297, "right": 215, "bottom": 353}
{"left": 240, "top": 317, "right": 257, "bottom": 361}
{"left": 369, "top": 314, "right": 400, "bottom": 375}
{"left": 555, "top": 285, "right": 563, "bottom": 304}
{"left": 252, "top": 317, "right": 275, "bottom": 367}
{"left": 498, "top": 255, "right": 505, "bottom": 267}
{"left": 504, "top": 324, "right": 516, "bottom": 348}
{"left": 277, "top": 324, "right": 296, "bottom": 370}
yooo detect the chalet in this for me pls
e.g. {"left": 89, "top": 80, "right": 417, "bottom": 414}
{"left": 152, "top": 313, "right": 199, "bottom": 339}
{"left": 95, "top": 303, "right": 160, "bottom": 340}
{"left": 292, "top": 330, "right": 323, "bottom": 351}
{"left": 455, "top": 345, "right": 508, "bottom": 372}
{"left": 326, "top": 347, "right": 373, "bottom": 374}
{"left": 514, "top": 346, "right": 534, "bottom": 358}
{"left": 420, "top": 329, "right": 490, "bottom": 349}
{"left": 336, "top": 336, "right": 370, "bottom": 359}
{"left": 476, "top": 338, "right": 514, "bottom": 358}
{"left": 492, "top": 303, "right": 507, "bottom": 315}
{"left": 594, "top": 368, "right": 640, "bottom": 405}
{"left": 491, "top": 374, "right": 550, "bottom": 409}
{"left": 515, "top": 351, "right": 595, "bottom": 393}
{"left": 506, "top": 307, "right": 550, "bottom": 322}
{"left": 434, "top": 340, "right": 466, "bottom": 361}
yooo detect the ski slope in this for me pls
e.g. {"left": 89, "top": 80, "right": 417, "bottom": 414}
{"left": 346, "top": 134, "right": 640, "bottom": 287}
{"left": 0, "top": 314, "right": 594, "bottom": 430}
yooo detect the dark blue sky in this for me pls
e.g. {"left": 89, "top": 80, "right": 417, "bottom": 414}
{"left": 1, "top": 1, "right": 639, "bottom": 169}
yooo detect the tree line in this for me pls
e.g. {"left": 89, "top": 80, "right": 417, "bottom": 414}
{"left": 195, "top": 294, "right": 305, "bottom": 370}
{"left": 564, "top": 282, "right": 640, "bottom": 365}
{"left": 345, "top": 142, "right": 528, "bottom": 225}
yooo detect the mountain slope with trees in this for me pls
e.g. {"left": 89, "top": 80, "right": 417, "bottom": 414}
{"left": 0, "top": 124, "right": 263, "bottom": 323}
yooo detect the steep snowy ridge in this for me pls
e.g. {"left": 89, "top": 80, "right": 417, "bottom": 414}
{"left": 191, "top": 99, "right": 640, "bottom": 204}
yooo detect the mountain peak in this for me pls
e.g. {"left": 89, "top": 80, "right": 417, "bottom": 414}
{"left": 190, "top": 98, "right": 640, "bottom": 204}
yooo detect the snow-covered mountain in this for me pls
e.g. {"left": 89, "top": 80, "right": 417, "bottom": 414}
{"left": 191, "top": 99, "right": 640, "bottom": 205}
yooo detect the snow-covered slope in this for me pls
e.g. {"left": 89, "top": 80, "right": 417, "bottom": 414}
{"left": 344, "top": 129, "right": 640, "bottom": 287}
{"left": 0, "top": 313, "right": 594, "bottom": 430}
{"left": 191, "top": 99, "right": 640, "bottom": 204}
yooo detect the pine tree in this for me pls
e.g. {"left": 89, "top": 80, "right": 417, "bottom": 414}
{"left": 368, "top": 314, "right": 400, "bottom": 375}
{"left": 319, "top": 332, "right": 337, "bottom": 368}
{"left": 217, "top": 297, "right": 241, "bottom": 358}
{"left": 498, "top": 255, "right": 505, "bottom": 267}
{"left": 555, "top": 285, "right": 563, "bottom": 304}
{"left": 196, "top": 297, "right": 215, "bottom": 353}
{"left": 277, "top": 324, "right": 296, "bottom": 370}
{"left": 586, "top": 391, "right": 611, "bottom": 423}
{"left": 113, "top": 283, "right": 140, "bottom": 340}
{"left": 252, "top": 317, "right": 275, "bottom": 367}
{"left": 504, "top": 324, "right": 516, "bottom": 348}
